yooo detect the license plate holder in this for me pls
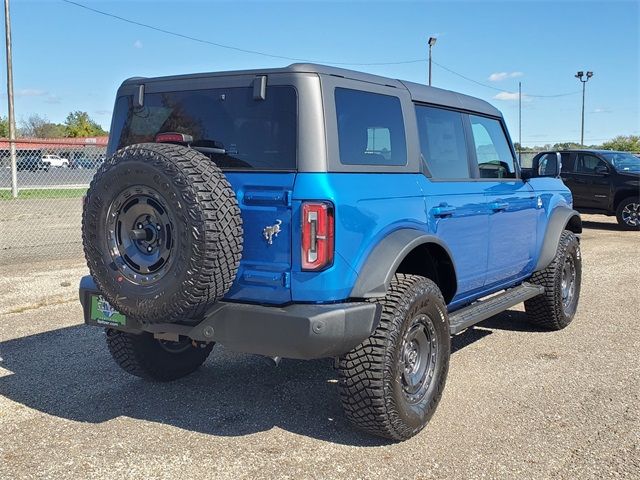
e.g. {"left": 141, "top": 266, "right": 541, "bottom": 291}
{"left": 86, "top": 293, "right": 128, "bottom": 327}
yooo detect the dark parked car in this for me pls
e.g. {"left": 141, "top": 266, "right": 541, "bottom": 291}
{"left": 16, "top": 157, "right": 49, "bottom": 172}
{"left": 533, "top": 150, "right": 640, "bottom": 230}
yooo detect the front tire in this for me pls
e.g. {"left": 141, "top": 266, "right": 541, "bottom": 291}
{"left": 525, "top": 230, "right": 581, "bottom": 330}
{"left": 106, "top": 330, "right": 214, "bottom": 382}
{"left": 615, "top": 197, "right": 640, "bottom": 230}
{"left": 338, "top": 274, "right": 450, "bottom": 441}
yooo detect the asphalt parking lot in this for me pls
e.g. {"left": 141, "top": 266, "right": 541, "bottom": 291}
{"left": 0, "top": 214, "right": 638, "bottom": 480}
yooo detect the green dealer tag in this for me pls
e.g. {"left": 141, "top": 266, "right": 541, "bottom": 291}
{"left": 90, "top": 295, "right": 127, "bottom": 326}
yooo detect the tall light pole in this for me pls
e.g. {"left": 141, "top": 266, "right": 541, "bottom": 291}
{"left": 575, "top": 70, "right": 593, "bottom": 146}
{"left": 428, "top": 36, "right": 437, "bottom": 86}
{"left": 3, "top": 0, "right": 17, "bottom": 197}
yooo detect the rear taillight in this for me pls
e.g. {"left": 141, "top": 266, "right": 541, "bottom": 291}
{"left": 301, "top": 201, "right": 334, "bottom": 271}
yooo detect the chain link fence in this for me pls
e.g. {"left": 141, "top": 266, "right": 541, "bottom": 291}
{"left": 0, "top": 138, "right": 107, "bottom": 265}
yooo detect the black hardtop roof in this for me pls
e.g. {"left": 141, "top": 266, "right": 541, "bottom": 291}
{"left": 541, "top": 149, "right": 629, "bottom": 154}
{"left": 121, "top": 63, "right": 502, "bottom": 117}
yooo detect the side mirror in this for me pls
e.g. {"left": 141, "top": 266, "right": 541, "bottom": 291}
{"left": 528, "top": 152, "right": 561, "bottom": 179}
{"left": 594, "top": 165, "right": 609, "bottom": 175}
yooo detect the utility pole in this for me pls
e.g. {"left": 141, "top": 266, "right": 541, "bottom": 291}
{"left": 518, "top": 81, "right": 522, "bottom": 160}
{"left": 575, "top": 71, "right": 593, "bottom": 146}
{"left": 4, "top": 0, "right": 17, "bottom": 198}
{"left": 428, "top": 37, "right": 437, "bottom": 86}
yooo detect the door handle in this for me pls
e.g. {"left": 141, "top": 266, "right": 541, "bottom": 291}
{"left": 489, "top": 201, "right": 509, "bottom": 212}
{"left": 432, "top": 205, "right": 457, "bottom": 218}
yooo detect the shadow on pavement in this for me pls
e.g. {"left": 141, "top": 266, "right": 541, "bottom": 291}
{"left": 0, "top": 309, "right": 538, "bottom": 446}
{"left": 582, "top": 220, "right": 625, "bottom": 232}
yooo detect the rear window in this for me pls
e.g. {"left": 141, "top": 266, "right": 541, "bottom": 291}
{"left": 112, "top": 86, "right": 297, "bottom": 170}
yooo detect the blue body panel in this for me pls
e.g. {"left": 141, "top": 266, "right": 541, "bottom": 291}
{"left": 223, "top": 171, "right": 572, "bottom": 311}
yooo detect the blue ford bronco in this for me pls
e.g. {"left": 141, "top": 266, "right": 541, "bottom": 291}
{"left": 80, "top": 64, "right": 582, "bottom": 441}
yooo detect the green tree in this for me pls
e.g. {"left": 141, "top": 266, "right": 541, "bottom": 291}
{"left": 601, "top": 135, "right": 640, "bottom": 152}
{"left": 64, "top": 111, "right": 108, "bottom": 137}
{"left": 19, "top": 114, "right": 66, "bottom": 138}
{"left": 552, "top": 142, "right": 583, "bottom": 150}
{"left": 0, "top": 115, "right": 8, "bottom": 137}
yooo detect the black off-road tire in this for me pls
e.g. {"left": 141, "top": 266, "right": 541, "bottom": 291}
{"left": 106, "top": 329, "right": 214, "bottom": 382}
{"left": 82, "top": 143, "right": 243, "bottom": 324}
{"left": 615, "top": 197, "right": 640, "bottom": 230}
{"left": 525, "top": 230, "right": 581, "bottom": 330}
{"left": 337, "top": 274, "right": 451, "bottom": 441}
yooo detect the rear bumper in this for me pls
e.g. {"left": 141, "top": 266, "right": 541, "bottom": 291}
{"left": 79, "top": 276, "right": 381, "bottom": 360}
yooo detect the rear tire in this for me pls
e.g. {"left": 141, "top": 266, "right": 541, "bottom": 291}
{"left": 106, "top": 329, "right": 214, "bottom": 382}
{"left": 525, "top": 230, "right": 581, "bottom": 330}
{"left": 338, "top": 274, "right": 450, "bottom": 441}
{"left": 615, "top": 197, "right": 640, "bottom": 230}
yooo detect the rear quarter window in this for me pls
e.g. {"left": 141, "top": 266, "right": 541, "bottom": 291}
{"left": 112, "top": 86, "right": 297, "bottom": 170}
{"left": 335, "top": 88, "right": 407, "bottom": 166}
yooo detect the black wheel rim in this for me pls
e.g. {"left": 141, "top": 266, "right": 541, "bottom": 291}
{"left": 621, "top": 202, "right": 640, "bottom": 227}
{"left": 561, "top": 255, "right": 577, "bottom": 313}
{"left": 106, "top": 186, "right": 176, "bottom": 285}
{"left": 401, "top": 314, "right": 438, "bottom": 404}
{"left": 157, "top": 337, "right": 193, "bottom": 354}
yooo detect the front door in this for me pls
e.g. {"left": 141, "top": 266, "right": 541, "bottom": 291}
{"left": 569, "top": 152, "right": 612, "bottom": 210}
{"left": 467, "top": 114, "right": 538, "bottom": 287}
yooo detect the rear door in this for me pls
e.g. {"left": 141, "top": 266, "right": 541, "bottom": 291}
{"left": 110, "top": 76, "right": 299, "bottom": 304}
{"left": 467, "top": 114, "right": 538, "bottom": 287}
{"left": 415, "top": 105, "right": 490, "bottom": 298}
{"left": 572, "top": 152, "right": 612, "bottom": 209}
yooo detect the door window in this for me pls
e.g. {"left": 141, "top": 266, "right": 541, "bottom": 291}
{"left": 415, "top": 105, "right": 470, "bottom": 179}
{"left": 469, "top": 115, "right": 516, "bottom": 179}
{"left": 576, "top": 154, "right": 607, "bottom": 174}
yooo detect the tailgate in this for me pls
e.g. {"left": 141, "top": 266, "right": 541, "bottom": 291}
{"left": 223, "top": 172, "right": 295, "bottom": 304}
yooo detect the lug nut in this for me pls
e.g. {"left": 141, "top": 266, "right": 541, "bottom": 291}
{"left": 147, "top": 246, "right": 153, "bottom": 252}
{"left": 156, "top": 224, "right": 161, "bottom": 230}
{"left": 137, "top": 223, "right": 143, "bottom": 229}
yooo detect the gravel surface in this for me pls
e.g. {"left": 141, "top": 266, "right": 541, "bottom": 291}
{"left": 0, "top": 214, "right": 638, "bottom": 479}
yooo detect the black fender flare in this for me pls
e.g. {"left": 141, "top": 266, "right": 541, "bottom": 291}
{"left": 349, "top": 229, "right": 457, "bottom": 299}
{"left": 534, "top": 207, "right": 582, "bottom": 272}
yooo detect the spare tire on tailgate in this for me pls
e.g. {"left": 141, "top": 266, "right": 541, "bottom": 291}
{"left": 82, "top": 143, "right": 243, "bottom": 324}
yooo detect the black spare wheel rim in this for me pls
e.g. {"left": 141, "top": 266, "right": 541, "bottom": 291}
{"left": 401, "top": 314, "right": 438, "bottom": 404}
{"left": 83, "top": 143, "right": 243, "bottom": 325}
{"left": 106, "top": 186, "right": 176, "bottom": 285}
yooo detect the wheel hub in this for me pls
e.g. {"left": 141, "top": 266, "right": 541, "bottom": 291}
{"left": 561, "top": 255, "right": 576, "bottom": 312}
{"left": 622, "top": 202, "right": 640, "bottom": 227}
{"left": 105, "top": 187, "right": 176, "bottom": 285}
{"left": 401, "top": 314, "right": 438, "bottom": 404}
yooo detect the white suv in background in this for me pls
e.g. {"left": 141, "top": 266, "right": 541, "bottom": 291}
{"left": 41, "top": 154, "right": 69, "bottom": 168}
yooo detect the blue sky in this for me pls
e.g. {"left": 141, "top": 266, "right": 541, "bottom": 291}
{"left": 2, "top": 0, "right": 638, "bottom": 146}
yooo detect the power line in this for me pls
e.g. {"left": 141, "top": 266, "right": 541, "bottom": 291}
{"left": 62, "top": 0, "right": 582, "bottom": 98}
{"left": 61, "top": 0, "right": 425, "bottom": 66}
{"left": 432, "top": 60, "right": 580, "bottom": 98}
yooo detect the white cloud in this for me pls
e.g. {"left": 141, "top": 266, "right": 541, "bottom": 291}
{"left": 95, "top": 109, "right": 112, "bottom": 116}
{"left": 591, "top": 107, "right": 612, "bottom": 114}
{"left": 133, "top": 40, "right": 143, "bottom": 49}
{"left": 493, "top": 91, "right": 530, "bottom": 102}
{"left": 45, "top": 94, "right": 61, "bottom": 104}
{"left": 16, "top": 89, "right": 47, "bottom": 97}
{"left": 488, "top": 71, "right": 524, "bottom": 82}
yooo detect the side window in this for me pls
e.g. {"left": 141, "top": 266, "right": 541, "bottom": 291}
{"left": 560, "top": 152, "right": 574, "bottom": 173}
{"left": 469, "top": 115, "right": 516, "bottom": 179}
{"left": 335, "top": 88, "right": 407, "bottom": 166}
{"left": 576, "top": 154, "right": 606, "bottom": 174}
{"left": 415, "top": 105, "right": 470, "bottom": 179}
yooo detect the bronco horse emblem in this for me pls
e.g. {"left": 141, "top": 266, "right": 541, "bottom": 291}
{"left": 262, "top": 219, "right": 282, "bottom": 245}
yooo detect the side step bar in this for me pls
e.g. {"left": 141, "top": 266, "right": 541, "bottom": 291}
{"left": 449, "top": 283, "right": 544, "bottom": 335}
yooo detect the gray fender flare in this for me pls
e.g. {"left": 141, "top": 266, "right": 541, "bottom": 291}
{"left": 349, "top": 229, "right": 456, "bottom": 298}
{"left": 534, "top": 207, "right": 582, "bottom": 272}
